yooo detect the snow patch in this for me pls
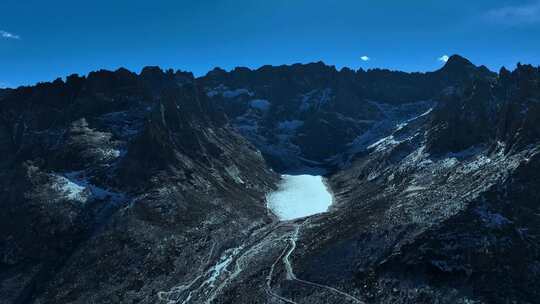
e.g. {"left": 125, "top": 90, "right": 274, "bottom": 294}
{"left": 223, "top": 88, "right": 253, "bottom": 98}
{"left": 53, "top": 171, "right": 126, "bottom": 203}
{"left": 206, "top": 85, "right": 254, "bottom": 99}
{"left": 342, "top": 100, "right": 435, "bottom": 164}
{"left": 249, "top": 99, "right": 270, "bottom": 111}
{"left": 52, "top": 175, "right": 88, "bottom": 203}
{"left": 367, "top": 135, "right": 400, "bottom": 151}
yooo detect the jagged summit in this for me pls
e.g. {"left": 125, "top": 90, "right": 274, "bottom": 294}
{"left": 2, "top": 55, "right": 500, "bottom": 92}
{"left": 434, "top": 54, "right": 496, "bottom": 83}
{"left": 443, "top": 54, "right": 474, "bottom": 69}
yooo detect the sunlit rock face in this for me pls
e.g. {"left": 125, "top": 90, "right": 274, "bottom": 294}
{"left": 266, "top": 174, "right": 333, "bottom": 220}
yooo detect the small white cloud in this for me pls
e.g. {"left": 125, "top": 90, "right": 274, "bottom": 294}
{"left": 0, "top": 30, "right": 21, "bottom": 40}
{"left": 438, "top": 55, "right": 449, "bottom": 63}
{"left": 485, "top": 1, "right": 540, "bottom": 25}
{"left": 360, "top": 55, "right": 370, "bottom": 62}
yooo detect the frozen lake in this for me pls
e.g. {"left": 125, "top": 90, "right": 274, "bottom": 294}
{"left": 266, "top": 174, "right": 333, "bottom": 221}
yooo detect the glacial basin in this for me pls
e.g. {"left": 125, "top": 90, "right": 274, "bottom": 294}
{"left": 266, "top": 174, "right": 333, "bottom": 221}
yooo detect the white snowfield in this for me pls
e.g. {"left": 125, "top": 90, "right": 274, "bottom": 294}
{"left": 266, "top": 174, "right": 333, "bottom": 220}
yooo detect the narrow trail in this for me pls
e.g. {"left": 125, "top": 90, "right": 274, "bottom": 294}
{"left": 265, "top": 242, "right": 298, "bottom": 304}
{"left": 158, "top": 217, "right": 364, "bottom": 304}
{"left": 277, "top": 220, "right": 365, "bottom": 304}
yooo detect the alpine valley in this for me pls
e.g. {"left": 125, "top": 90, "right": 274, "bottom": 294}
{"left": 1, "top": 55, "right": 539, "bottom": 304}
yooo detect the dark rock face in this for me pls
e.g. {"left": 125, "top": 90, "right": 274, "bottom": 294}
{"left": 199, "top": 55, "right": 496, "bottom": 171}
{"left": 0, "top": 68, "right": 278, "bottom": 303}
{"left": 0, "top": 56, "right": 539, "bottom": 304}
{"left": 426, "top": 79, "right": 498, "bottom": 154}
{"left": 282, "top": 62, "right": 540, "bottom": 304}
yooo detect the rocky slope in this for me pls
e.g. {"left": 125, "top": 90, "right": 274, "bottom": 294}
{"left": 199, "top": 55, "right": 494, "bottom": 171}
{"left": 0, "top": 69, "right": 278, "bottom": 303}
{"left": 291, "top": 63, "right": 540, "bottom": 303}
{"left": 0, "top": 56, "right": 538, "bottom": 304}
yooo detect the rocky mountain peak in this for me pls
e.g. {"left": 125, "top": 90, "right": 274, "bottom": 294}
{"left": 442, "top": 54, "right": 474, "bottom": 69}
{"left": 435, "top": 54, "right": 496, "bottom": 85}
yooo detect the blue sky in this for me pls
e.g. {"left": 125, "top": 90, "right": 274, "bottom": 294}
{"left": 1, "top": 0, "right": 539, "bottom": 88}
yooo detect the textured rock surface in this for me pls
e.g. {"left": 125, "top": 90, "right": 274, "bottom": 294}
{"left": 199, "top": 55, "right": 494, "bottom": 171}
{"left": 0, "top": 69, "right": 278, "bottom": 303}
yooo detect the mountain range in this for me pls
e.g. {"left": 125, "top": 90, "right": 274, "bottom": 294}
{"left": 0, "top": 55, "right": 538, "bottom": 303}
